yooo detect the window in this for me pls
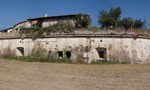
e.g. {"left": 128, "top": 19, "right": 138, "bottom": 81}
{"left": 15, "top": 28, "right": 18, "bottom": 31}
{"left": 58, "top": 19, "right": 64, "bottom": 23}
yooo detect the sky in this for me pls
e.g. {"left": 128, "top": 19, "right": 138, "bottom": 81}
{"left": 0, "top": 0, "right": 150, "bottom": 29}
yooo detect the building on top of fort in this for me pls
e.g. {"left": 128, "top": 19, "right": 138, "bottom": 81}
{"left": 1, "top": 14, "right": 150, "bottom": 64}
{"left": 1, "top": 14, "right": 92, "bottom": 33}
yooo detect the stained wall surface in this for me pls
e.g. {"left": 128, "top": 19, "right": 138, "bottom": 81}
{"left": 0, "top": 37, "right": 150, "bottom": 64}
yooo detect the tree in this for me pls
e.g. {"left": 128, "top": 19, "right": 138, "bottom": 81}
{"left": 98, "top": 6, "right": 122, "bottom": 28}
{"left": 76, "top": 15, "right": 90, "bottom": 28}
{"left": 109, "top": 7, "right": 122, "bottom": 20}
{"left": 121, "top": 17, "right": 133, "bottom": 30}
{"left": 109, "top": 7, "right": 122, "bottom": 28}
{"left": 98, "top": 10, "right": 116, "bottom": 28}
{"left": 133, "top": 19, "right": 143, "bottom": 29}
{"left": 98, "top": 10, "right": 109, "bottom": 28}
{"left": 81, "top": 16, "right": 91, "bottom": 28}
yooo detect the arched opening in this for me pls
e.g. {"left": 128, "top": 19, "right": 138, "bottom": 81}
{"left": 48, "top": 51, "right": 51, "bottom": 57}
{"left": 66, "top": 51, "right": 71, "bottom": 59}
{"left": 96, "top": 47, "right": 107, "bottom": 61}
{"left": 17, "top": 47, "right": 24, "bottom": 56}
{"left": 58, "top": 51, "right": 63, "bottom": 58}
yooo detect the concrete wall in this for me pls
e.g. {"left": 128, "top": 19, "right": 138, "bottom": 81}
{"left": 0, "top": 37, "right": 150, "bottom": 64}
{"left": 13, "top": 17, "right": 77, "bottom": 31}
{"left": 42, "top": 18, "right": 76, "bottom": 27}
{"left": 42, "top": 19, "right": 58, "bottom": 27}
{"left": 13, "top": 21, "right": 30, "bottom": 31}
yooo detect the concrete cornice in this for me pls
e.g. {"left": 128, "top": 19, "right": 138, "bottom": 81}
{"left": 0, "top": 34, "right": 150, "bottom": 40}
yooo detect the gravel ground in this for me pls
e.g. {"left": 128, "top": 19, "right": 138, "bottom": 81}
{"left": 0, "top": 59, "right": 150, "bottom": 90}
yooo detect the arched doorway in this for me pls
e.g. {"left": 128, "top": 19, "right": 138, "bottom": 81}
{"left": 66, "top": 51, "right": 71, "bottom": 59}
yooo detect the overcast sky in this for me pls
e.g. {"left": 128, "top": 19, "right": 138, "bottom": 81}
{"left": 0, "top": 0, "right": 150, "bottom": 29}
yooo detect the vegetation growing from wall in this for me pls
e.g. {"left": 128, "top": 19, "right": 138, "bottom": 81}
{"left": 19, "top": 23, "right": 75, "bottom": 40}
{"left": 11, "top": 56, "right": 74, "bottom": 63}
{"left": 10, "top": 56, "right": 124, "bottom": 64}
{"left": 91, "top": 60, "right": 126, "bottom": 64}
{"left": 9, "top": 45, "right": 96, "bottom": 64}
{"left": 20, "top": 23, "right": 75, "bottom": 34}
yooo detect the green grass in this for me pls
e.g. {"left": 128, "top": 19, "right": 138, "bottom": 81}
{"left": 9, "top": 56, "right": 126, "bottom": 64}
{"left": 10, "top": 56, "right": 73, "bottom": 63}
{"left": 91, "top": 60, "right": 127, "bottom": 65}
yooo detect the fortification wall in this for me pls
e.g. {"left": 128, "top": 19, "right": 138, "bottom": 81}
{"left": 0, "top": 36, "right": 150, "bottom": 64}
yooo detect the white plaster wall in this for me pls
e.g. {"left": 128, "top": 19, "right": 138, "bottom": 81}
{"left": 42, "top": 19, "right": 58, "bottom": 27}
{"left": 42, "top": 18, "right": 76, "bottom": 27}
{"left": 13, "top": 21, "right": 30, "bottom": 31}
{"left": 0, "top": 37, "right": 150, "bottom": 64}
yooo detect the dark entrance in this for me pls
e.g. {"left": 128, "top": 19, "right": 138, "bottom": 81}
{"left": 66, "top": 51, "right": 71, "bottom": 59}
{"left": 98, "top": 51, "right": 105, "bottom": 58}
{"left": 96, "top": 47, "right": 107, "bottom": 60}
{"left": 58, "top": 51, "right": 63, "bottom": 57}
{"left": 37, "top": 20, "right": 43, "bottom": 27}
{"left": 48, "top": 51, "right": 51, "bottom": 57}
{"left": 17, "top": 47, "right": 24, "bottom": 56}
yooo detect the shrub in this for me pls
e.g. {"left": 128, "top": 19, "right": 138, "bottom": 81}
{"left": 19, "top": 22, "right": 75, "bottom": 39}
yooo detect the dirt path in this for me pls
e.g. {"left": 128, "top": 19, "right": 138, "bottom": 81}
{"left": 0, "top": 59, "right": 150, "bottom": 90}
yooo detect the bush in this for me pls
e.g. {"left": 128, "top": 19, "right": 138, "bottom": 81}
{"left": 19, "top": 23, "right": 75, "bottom": 39}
